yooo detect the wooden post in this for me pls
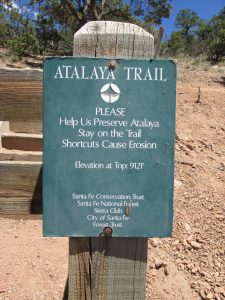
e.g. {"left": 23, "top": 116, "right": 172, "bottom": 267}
{"left": 154, "top": 26, "right": 165, "bottom": 58}
{"left": 69, "top": 21, "right": 154, "bottom": 300}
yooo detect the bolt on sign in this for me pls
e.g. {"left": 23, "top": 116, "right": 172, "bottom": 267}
{"left": 43, "top": 57, "right": 176, "bottom": 237}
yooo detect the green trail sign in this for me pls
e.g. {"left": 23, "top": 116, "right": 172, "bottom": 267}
{"left": 43, "top": 57, "right": 176, "bottom": 237}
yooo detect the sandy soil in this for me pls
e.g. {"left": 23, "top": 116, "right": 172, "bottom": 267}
{"left": 0, "top": 61, "right": 225, "bottom": 300}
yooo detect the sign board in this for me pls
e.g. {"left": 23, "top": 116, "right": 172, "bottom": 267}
{"left": 43, "top": 57, "right": 176, "bottom": 237}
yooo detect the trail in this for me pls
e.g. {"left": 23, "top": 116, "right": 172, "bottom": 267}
{"left": 0, "top": 62, "right": 224, "bottom": 300}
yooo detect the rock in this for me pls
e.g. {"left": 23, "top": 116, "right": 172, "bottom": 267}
{"left": 173, "top": 239, "right": 180, "bottom": 246}
{"left": 149, "top": 262, "right": 155, "bottom": 269}
{"left": 175, "top": 259, "right": 182, "bottom": 265}
{"left": 190, "top": 282, "right": 196, "bottom": 289}
{"left": 187, "top": 263, "right": 194, "bottom": 270}
{"left": 163, "top": 264, "right": 169, "bottom": 275}
{"left": 191, "top": 267, "right": 198, "bottom": 274}
{"left": 150, "top": 238, "right": 159, "bottom": 247}
{"left": 175, "top": 144, "right": 181, "bottom": 151}
{"left": 151, "top": 269, "right": 157, "bottom": 276}
{"left": 184, "top": 223, "right": 192, "bottom": 234}
{"left": 187, "top": 234, "right": 193, "bottom": 242}
{"left": 174, "top": 179, "right": 182, "bottom": 188}
{"left": 199, "top": 270, "right": 207, "bottom": 277}
{"left": 216, "top": 214, "right": 224, "bottom": 221}
{"left": 204, "top": 272, "right": 212, "bottom": 279}
{"left": 206, "top": 292, "right": 213, "bottom": 299}
{"left": 186, "top": 143, "right": 195, "bottom": 150}
{"left": 214, "top": 260, "right": 221, "bottom": 268}
{"left": 198, "top": 281, "right": 211, "bottom": 290}
{"left": 200, "top": 289, "right": 206, "bottom": 299}
{"left": 183, "top": 239, "right": 192, "bottom": 249}
{"left": 216, "top": 287, "right": 225, "bottom": 296}
{"left": 215, "top": 277, "right": 223, "bottom": 283}
{"left": 155, "top": 259, "right": 163, "bottom": 268}
{"left": 176, "top": 133, "right": 181, "bottom": 141}
{"left": 180, "top": 264, "right": 185, "bottom": 271}
{"left": 190, "top": 241, "right": 202, "bottom": 249}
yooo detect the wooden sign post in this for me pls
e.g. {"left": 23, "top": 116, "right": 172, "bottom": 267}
{"left": 0, "top": 20, "right": 175, "bottom": 300}
{"left": 68, "top": 21, "right": 154, "bottom": 300}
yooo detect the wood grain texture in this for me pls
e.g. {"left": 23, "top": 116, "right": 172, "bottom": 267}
{"left": 2, "top": 133, "right": 42, "bottom": 151}
{"left": 69, "top": 238, "right": 91, "bottom": 300}
{"left": 0, "top": 121, "right": 9, "bottom": 134}
{"left": 10, "top": 121, "right": 42, "bottom": 134}
{"left": 69, "top": 21, "right": 153, "bottom": 300}
{"left": 69, "top": 238, "right": 147, "bottom": 300}
{"left": 74, "top": 21, "right": 154, "bottom": 58}
{"left": 0, "top": 68, "right": 42, "bottom": 81}
{"left": 0, "top": 69, "right": 42, "bottom": 121}
{"left": 69, "top": 237, "right": 147, "bottom": 300}
{"left": 0, "top": 161, "right": 42, "bottom": 214}
{"left": 91, "top": 238, "right": 147, "bottom": 300}
{"left": 0, "top": 150, "right": 42, "bottom": 162}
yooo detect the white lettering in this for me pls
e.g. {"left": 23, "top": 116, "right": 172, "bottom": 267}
{"left": 124, "top": 67, "right": 133, "bottom": 80}
{"left": 54, "top": 66, "right": 63, "bottom": 78}
{"left": 70, "top": 66, "right": 80, "bottom": 79}
{"left": 63, "top": 65, "right": 72, "bottom": 78}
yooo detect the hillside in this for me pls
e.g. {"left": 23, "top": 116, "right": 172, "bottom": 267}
{"left": 0, "top": 62, "right": 225, "bottom": 300}
{"left": 147, "top": 62, "right": 225, "bottom": 300}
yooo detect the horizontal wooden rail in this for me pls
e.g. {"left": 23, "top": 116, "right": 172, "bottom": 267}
{"left": 9, "top": 121, "right": 42, "bottom": 134}
{"left": 0, "top": 150, "right": 42, "bottom": 162}
{"left": 0, "top": 69, "right": 42, "bottom": 121}
{"left": 0, "top": 69, "right": 42, "bottom": 81}
{"left": 2, "top": 133, "right": 42, "bottom": 151}
{"left": 0, "top": 161, "right": 42, "bottom": 214}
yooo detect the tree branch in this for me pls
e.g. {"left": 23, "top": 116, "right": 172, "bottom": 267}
{"left": 63, "top": 0, "right": 83, "bottom": 21}
{"left": 98, "top": 0, "right": 106, "bottom": 19}
{"left": 90, "top": 0, "right": 101, "bottom": 20}
{"left": 82, "top": 0, "right": 102, "bottom": 21}
{"left": 82, "top": 0, "right": 89, "bottom": 17}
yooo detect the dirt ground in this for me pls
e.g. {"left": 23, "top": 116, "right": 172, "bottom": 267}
{"left": 0, "top": 60, "right": 225, "bottom": 299}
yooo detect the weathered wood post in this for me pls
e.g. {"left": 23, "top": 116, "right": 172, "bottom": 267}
{"left": 68, "top": 21, "right": 154, "bottom": 300}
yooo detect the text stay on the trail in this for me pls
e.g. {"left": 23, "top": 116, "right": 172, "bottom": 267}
{"left": 43, "top": 57, "right": 176, "bottom": 237}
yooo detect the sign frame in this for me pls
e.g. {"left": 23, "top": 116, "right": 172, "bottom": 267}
{"left": 43, "top": 57, "right": 176, "bottom": 238}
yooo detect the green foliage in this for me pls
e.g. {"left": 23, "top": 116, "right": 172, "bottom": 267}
{"left": 172, "top": 9, "right": 202, "bottom": 55}
{"left": 1, "top": 0, "right": 224, "bottom": 64}
{"left": 0, "top": 0, "right": 172, "bottom": 57}
{"left": 167, "top": 7, "right": 225, "bottom": 63}
{"left": 168, "top": 31, "right": 185, "bottom": 55}
{"left": 7, "top": 33, "right": 40, "bottom": 57}
{"left": 175, "top": 9, "right": 201, "bottom": 34}
{"left": 0, "top": 2, "right": 40, "bottom": 56}
{"left": 0, "top": 18, "right": 10, "bottom": 46}
{"left": 198, "top": 8, "right": 225, "bottom": 62}
{"left": 0, "top": 4, "right": 12, "bottom": 46}
{"left": 138, "top": 0, "right": 172, "bottom": 25}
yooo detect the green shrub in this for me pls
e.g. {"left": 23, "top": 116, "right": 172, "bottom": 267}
{"left": 7, "top": 34, "right": 40, "bottom": 58}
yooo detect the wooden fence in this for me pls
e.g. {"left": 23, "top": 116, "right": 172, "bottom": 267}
{"left": 0, "top": 69, "right": 43, "bottom": 214}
